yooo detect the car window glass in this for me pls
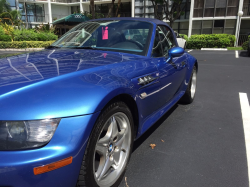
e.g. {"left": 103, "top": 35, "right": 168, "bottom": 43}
{"left": 151, "top": 28, "right": 163, "bottom": 57}
{"left": 159, "top": 26, "right": 176, "bottom": 56}
{"left": 122, "top": 29, "right": 149, "bottom": 45}
{"left": 52, "top": 20, "right": 153, "bottom": 56}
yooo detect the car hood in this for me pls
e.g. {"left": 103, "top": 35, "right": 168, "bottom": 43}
{"left": 0, "top": 48, "right": 157, "bottom": 120}
{"left": 0, "top": 48, "right": 145, "bottom": 95}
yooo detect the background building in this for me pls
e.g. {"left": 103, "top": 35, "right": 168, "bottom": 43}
{"left": 134, "top": 0, "right": 250, "bottom": 44}
{"left": 7, "top": 0, "right": 250, "bottom": 44}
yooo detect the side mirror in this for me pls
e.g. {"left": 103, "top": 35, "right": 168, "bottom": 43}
{"left": 168, "top": 47, "right": 185, "bottom": 58}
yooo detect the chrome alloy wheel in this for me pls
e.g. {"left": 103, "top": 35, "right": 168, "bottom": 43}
{"left": 190, "top": 69, "right": 197, "bottom": 99}
{"left": 93, "top": 112, "right": 131, "bottom": 187}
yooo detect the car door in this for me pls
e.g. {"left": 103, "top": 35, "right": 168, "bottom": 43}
{"left": 132, "top": 28, "right": 166, "bottom": 120}
{"left": 153, "top": 25, "right": 187, "bottom": 104}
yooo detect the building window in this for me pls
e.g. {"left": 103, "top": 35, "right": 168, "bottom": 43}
{"left": 94, "top": 2, "right": 131, "bottom": 17}
{"left": 192, "top": 19, "right": 236, "bottom": 35}
{"left": 202, "top": 20, "right": 212, "bottom": 34}
{"left": 193, "top": 0, "right": 240, "bottom": 17}
{"left": 192, "top": 20, "right": 202, "bottom": 34}
{"left": 243, "top": 0, "right": 250, "bottom": 17}
{"left": 214, "top": 20, "right": 224, "bottom": 27}
{"left": 23, "top": 3, "right": 45, "bottom": 23}
{"left": 71, "top": 6, "right": 80, "bottom": 14}
{"left": 172, "top": 21, "right": 189, "bottom": 35}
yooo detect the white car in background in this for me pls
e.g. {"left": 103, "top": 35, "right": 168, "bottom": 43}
{"left": 174, "top": 31, "right": 187, "bottom": 49}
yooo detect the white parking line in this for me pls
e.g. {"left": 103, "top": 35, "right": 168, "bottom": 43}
{"left": 235, "top": 51, "right": 239, "bottom": 58}
{"left": 187, "top": 50, "right": 193, "bottom": 53}
{"left": 239, "top": 92, "right": 250, "bottom": 186}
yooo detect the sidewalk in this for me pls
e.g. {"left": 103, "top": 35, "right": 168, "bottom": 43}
{"left": 0, "top": 48, "right": 44, "bottom": 52}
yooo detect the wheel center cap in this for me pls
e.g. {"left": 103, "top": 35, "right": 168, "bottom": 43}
{"left": 108, "top": 143, "right": 113, "bottom": 152}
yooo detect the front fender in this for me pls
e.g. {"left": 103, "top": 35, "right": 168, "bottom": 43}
{"left": 0, "top": 58, "right": 157, "bottom": 120}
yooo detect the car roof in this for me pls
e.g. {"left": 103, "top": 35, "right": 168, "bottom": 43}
{"left": 91, "top": 17, "right": 170, "bottom": 27}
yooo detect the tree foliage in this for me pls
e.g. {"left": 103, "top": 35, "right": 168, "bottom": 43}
{"left": 150, "top": 0, "right": 186, "bottom": 27}
{"left": 0, "top": 10, "right": 23, "bottom": 27}
{"left": 0, "top": 22, "right": 15, "bottom": 41}
{"left": 0, "top": 0, "right": 11, "bottom": 14}
{"left": 83, "top": 11, "right": 104, "bottom": 19}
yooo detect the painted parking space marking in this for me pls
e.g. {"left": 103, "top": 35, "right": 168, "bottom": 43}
{"left": 239, "top": 92, "right": 250, "bottom": 186}
{"left": 236, "top": 51, "right": 239, "bottom": 58}
{"left": 187, "top": 50, "right": 193, "bottom": 53}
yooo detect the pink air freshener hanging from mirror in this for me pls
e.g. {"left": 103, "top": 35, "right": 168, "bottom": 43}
{"left": 102, "top": 27, "right": 108, "bottom": 40}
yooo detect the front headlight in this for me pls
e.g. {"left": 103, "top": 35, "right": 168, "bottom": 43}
{"left": 0, "top": 119, "right": 60, "bottom": 150}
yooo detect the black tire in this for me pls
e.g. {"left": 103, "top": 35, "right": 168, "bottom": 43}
{"left": 248, "top": 48, "right": 250, "bottom": 57}
{"left": 76, "top": 101, "right": 134, "bottom": 187}
{"left": 180, "top": 66, "right": 197, "bottom": 104}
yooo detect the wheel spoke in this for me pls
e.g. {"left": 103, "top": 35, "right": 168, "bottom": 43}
{"left": 96, "top": 143, "right": 107, "bottom": 156}
{"left": 98, "top": 156, "right": 114, "bottom": 180}
{"left": 114, "top": 130, "right": 126, "bottom": 148}
{"left": 115, "top": 115, "right": 127, "bottom": 130}
{"left": 110, "top": 116, "right": 119, "bottom": 139}
{"left": 98, "top": 134, "right": 110, "bottom": 146}
{"left": 113, "top": 148, "right": 121, "bottom": 165}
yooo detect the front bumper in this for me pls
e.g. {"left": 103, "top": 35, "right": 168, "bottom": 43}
{"left": 0, "top": 112, "right": 100, "bottom": 187}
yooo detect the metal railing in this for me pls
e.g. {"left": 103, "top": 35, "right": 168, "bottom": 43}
{"left": 22, "top": 15, "right": 49, "bottom": 23}
{"left": 51, "top": 0, "right": 80, "bottom": 3}
{"left": 238, "top": 34, "right": 249, "bottom": 46}
{"left": 243, "top": 4, "right": 250, "bottom": 17}
{"left": 23, "top": 0, "right": 48, "bottom": 2}
{"left": 100, "top": 12, "right": 131, "bottom": 17}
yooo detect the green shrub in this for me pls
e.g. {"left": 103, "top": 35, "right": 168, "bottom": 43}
{"left": 187, "top": 34, "right": 235, "bottom": 49}
{"left": 0, "top": 41, "right": 55, "bottom": 49}
{"left": 0, "top": 25, "right": 5, "bottom": 35}
{"left": 179, "top": 34, "right": 188, "bottom": 41}
{"left": 242, "top": 35, "right": 250, "bottom": 50}
{"left": 13, "top": 29, "right": 58, "bottom": 41}
{"left": 0, "top": 35, "right": 12, "bottom": 42}
{"left": 242, "top": 40, "right": 249, "bottom": 50}
{"left": 37, "top": 32, "right": 58, "bottom": 41}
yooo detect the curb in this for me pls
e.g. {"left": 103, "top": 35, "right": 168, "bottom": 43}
{"left": 0, "top": 48, "right": 44, "bottom": 51}
{"left": 201, "top": 48, "right": 228, "bottom": 51}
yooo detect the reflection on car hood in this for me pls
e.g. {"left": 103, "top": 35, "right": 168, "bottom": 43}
{"left": 0, "top": 48, "right": 145, "bottom": 91}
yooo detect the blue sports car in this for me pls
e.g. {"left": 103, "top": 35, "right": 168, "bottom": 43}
{"left": 0, "top": 18, "right": 197, "bottom": 187}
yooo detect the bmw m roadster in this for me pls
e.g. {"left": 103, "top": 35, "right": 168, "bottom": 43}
{"left": 0, "top": 18, "right": 197, "bottom": 187}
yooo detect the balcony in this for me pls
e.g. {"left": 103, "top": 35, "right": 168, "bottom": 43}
{"left": 21, "top": 14, "right": 49, "bottom": 23}
{"left": 21, "top": 0, "right": 48, "bottom": 2}
{"left": 100, "top": 12, "right": 131, "bottom": 17}
{"left": 243, "top": 4, "right": 250, "bottom": 17}
{"left": 51, "top": 0, "right": 79, "bottom": 3}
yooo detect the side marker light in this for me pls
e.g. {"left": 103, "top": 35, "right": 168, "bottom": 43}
{"left": 34, "top": 156, "right": 73, "bottom": 175}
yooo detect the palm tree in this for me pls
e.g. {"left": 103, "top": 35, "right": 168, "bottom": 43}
{"left": 0, "top": 10, "right": 23, "bottom": 27}
{"left": 0, "top": 0, "right": 11, "bottom": 14}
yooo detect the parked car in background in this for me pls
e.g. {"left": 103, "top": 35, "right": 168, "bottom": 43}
{"left": 174, "top": 31, "right": 187, "bottom": 49}
{"left": 0, "top": 18, "right": 198, "bottom": 187}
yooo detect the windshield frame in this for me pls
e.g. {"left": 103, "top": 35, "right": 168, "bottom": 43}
{"left": 51, "top": 19, "right": 154, "bottom": 56}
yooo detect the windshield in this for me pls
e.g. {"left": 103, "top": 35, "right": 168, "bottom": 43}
{"left": 51, "top": 20, "right": 153, "bottom": 56}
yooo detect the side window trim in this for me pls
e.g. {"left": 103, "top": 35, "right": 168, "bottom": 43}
{"left": 151, "top": 26, "right": 164, "bottom": 58}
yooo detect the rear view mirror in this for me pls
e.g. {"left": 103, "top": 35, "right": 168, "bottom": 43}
{"left": 168, "top": 47, "right": 185, "bottom": 57}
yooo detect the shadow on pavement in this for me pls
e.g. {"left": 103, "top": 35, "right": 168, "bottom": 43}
{"left": 132, "top": 104, "right": 178, "bottom": 152}
{"left": 239, "top": 51, "right": 250, "bottom": 58}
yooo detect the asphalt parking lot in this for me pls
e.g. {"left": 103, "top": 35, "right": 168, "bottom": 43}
{"left": 119, "top": 50, "right": 250, "bottom": 187}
